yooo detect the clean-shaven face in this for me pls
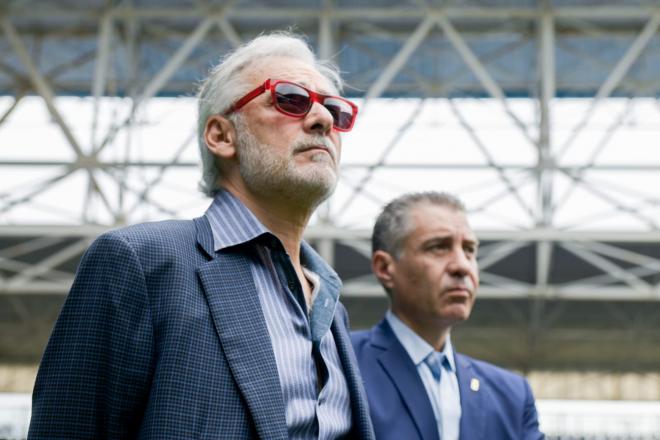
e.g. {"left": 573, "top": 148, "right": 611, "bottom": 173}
{"left": 390, "top": 203, "right": 480, "bottom": 332}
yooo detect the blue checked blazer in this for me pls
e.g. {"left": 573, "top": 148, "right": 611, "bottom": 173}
{"left": 352, "top": 319, "right": 544, "bottom": 440}
{"left": 29, "top": 217, "right": 375, "bottom": 439}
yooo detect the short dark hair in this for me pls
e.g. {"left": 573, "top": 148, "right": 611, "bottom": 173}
{"left": 372, "top": 191, "right": 466, "bottom": 258}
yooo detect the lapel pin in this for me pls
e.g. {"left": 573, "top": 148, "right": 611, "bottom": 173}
{"left": 470, "top": 378, "right": 480, "bottom": 392}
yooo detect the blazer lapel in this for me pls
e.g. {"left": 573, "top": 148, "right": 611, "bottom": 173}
{"left": 195, "top": 218, "right": 288, "bottom": 440}
{"left": 456, "top": 353, "right": 486, "bottom": 440}
{"left": 374, "top": 320, "right": 440, "bottom": 440}
{"left": 331, "top": 312, "right": 376, "bottom": 440}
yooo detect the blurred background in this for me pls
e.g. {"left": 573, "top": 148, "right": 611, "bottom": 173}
{"left": 2, "top": 0, "right": 660, "bottom": 438}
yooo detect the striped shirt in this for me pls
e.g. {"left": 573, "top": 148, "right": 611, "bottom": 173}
{"left": 205, "top": 190, "right": 352, "bottom": 439}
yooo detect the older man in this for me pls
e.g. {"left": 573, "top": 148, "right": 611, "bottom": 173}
{"left": 352, "top": 192, "right": 543, "bottom": 440}
{"left": 29, "top": 32, "right": 374, "bottom": 440}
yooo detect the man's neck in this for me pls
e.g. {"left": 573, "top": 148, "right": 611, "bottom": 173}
{"left": 222, "top": 183, "right": 320, "bottom": 308}
{"left": 223, "top": 183, "right": 314, "bottom": 263}
{"left": 393, "top": 310, "right": 452, "bottom": 352}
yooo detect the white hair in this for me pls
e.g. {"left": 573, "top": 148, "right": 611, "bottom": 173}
{"left": 196, "top": 31, "right": 343, "bottom": 197}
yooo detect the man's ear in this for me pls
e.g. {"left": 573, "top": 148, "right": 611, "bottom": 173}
{"left": 372, "top": 250, "right": 396, "bottom": 290}
{"left": 204, "top": 115, "right": 237, "bottom": 160}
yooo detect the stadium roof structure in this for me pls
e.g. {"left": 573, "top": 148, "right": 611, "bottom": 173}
{"left": 2, "top": 0, "right": 660, "bottom": 371}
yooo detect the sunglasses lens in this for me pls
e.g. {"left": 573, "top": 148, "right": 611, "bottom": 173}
{"left": 272, "top": 81, "right": 356, "bottom": 131}
{"left": 324, "top": 97, "right": 355, "bottom": 130}
{"left": 274, "top": 83, "right": 311, "bottom": 115}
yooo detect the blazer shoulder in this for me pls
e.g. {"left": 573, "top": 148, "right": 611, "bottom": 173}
{"left": 459, "top": 353, "right": 523, "bottom": 378}
{"left": 97, "top": 219, "right": 199, "bottom": 253}
{"left": 106, "top": 219, "right": 197, "bottom": 241}
{"left": 81, "top": 219, "right": 206, "bottom": 278}
{"left": 351, "top": 319, "right": 391, "bottom": 352}
{"left": 458, "top": 353, "right": 531, "bottom": 393}
{"left": 350, "top": 327, "right": 378, "bottom": 357}
{"left": 351, "top": 328, "right": 370, "bottom": 343}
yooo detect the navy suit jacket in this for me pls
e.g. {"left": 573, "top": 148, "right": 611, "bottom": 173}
{"left": 29, "top": 217, "right": 374, "bottom": 439}
{"left": 351, "top": 319, "right": 544, "bottom": 440}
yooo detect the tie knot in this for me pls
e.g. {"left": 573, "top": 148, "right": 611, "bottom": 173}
{"left": 425, "top": 352, "right": 447, "bottom": 381}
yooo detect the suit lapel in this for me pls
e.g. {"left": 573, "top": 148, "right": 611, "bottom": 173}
{"left": 331, "top": 311, "right": 375, "bottom": 440}
{"left": 374, "top": 320, "right": 440, "bottom": 440}
{"left": 456, "top": 353, "right": 486, "bottom": 440}
{"left": 195, "top": 218, "right": 288, "bottom": 440}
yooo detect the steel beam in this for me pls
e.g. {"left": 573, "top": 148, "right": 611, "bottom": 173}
{"left": 6, "top": 225, "right": 660, "bottom": 243}
{"left": 448, "top": 99, "right": 535, "bottom": 220}
{"left": 91, "top": 12, "right": 113, "bottom": 148}
{"left": 1, "top": 19, "right": 85, "bottom": 158}
{"left": 318, "top": 0, "right": 334, "bottom": 62}
{"left": 554, "top": 99, "right": 634, "bottom": 214}
{"left": 558, "top": 14, "right": 660, "bottom": 158}
{"left": 3, "top": 2, "right": 660, "bottom": 309}
{"left": 437, "top": 14, "right": 536, "bottom": 147}
{"left": 336, "top": 99, "right": 426, "bottom": 215}
{"left": 558, "top": 168, "right": 659, "bottom": 229}
{"left": 135, "top": 17, "right": 215, "bottom": 110}
{"left": 124, "top": 130, "right": 196, "bottom": 214}
{"left": 216, "top": 16, "right": 242, "bottom": 49}
{"left": 0, "top": 90, "right": 24, "bottom": 126}
{"left": 5, "top": 159, "right": 660, "bottom": 173}
{"left": 5, "top": 6, "right": 660, "bottom": 21}
{"left": 4, "top": 239, "right": 91, "bottom": 289}
{"left": 0, "top": 256, "right": 73, "bottom": 281}
{"left": 560, "top": 242, "right": 651, "bottom": 294}
{"left": 537, "top": 8, "right": 555, "bottom": 227}
{"left": 363, "top": 15, "right": 435, "bottom": 103}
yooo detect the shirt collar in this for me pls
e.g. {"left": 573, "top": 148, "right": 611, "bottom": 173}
{"left": 205, "top": 189, "right": 269, "bottom": 251}
{"left": 204, "top": 189, "right": 343, "bottom": 342}
{"left": 204, "top": 189, "right": 342, "bottom": 287}
{"left": 386, "top": 310, "right": 456, "bottom": 372}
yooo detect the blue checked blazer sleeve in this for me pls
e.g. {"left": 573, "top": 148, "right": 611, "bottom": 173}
{"left": 30, "top": 231, "right": 155, "bottom": 439}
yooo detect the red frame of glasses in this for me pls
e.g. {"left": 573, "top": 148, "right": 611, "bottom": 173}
{"left": 226, "top": 78, "right": 358, "bottom": 132}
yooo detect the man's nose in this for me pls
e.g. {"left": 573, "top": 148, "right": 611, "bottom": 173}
{"left": 303, "top": 102, "right": 334, "bottom": 135}
{"left": 447, "top": 249, "right": 472, "bottom": 277}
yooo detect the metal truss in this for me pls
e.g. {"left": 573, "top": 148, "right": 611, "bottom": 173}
{"left": 4, "top": 225, "right": 660, "bottom": 303}
{"left": 2, "top": 0, "right": 660, "bottom": 303}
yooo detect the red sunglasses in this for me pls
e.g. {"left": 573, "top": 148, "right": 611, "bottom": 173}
{"left": 226, "top": 79, "right": 358, "bottom": 132}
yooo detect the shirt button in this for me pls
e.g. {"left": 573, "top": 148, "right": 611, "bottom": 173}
{"left": 288, "top": 280, "right": 295, "bottom": 290}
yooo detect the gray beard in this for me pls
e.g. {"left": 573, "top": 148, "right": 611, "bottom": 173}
{"left": 233, "top": 116, "right": 338, "bottom": 209}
